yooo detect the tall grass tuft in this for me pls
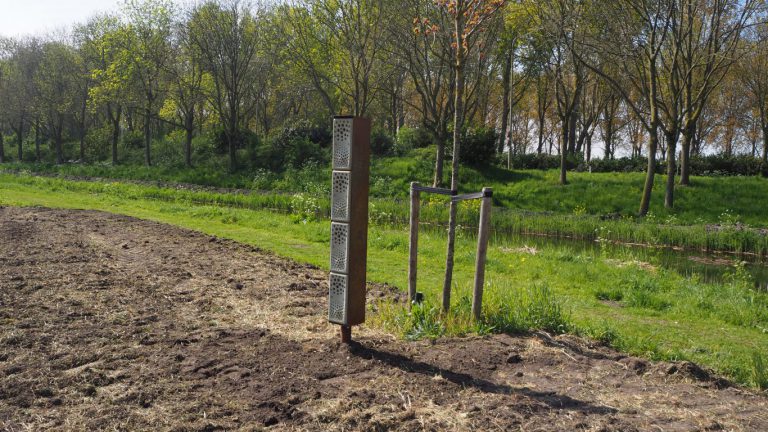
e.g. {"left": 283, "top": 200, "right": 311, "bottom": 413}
{"left": 751, "top": 352, "right": 768, "bottom": 390}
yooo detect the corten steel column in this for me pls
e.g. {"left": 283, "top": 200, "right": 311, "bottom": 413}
{"left": 408, "top": 182, "right": 420, "bottom": 304}
{"left": 328, "top": 116, "right": 371, "bottom": 343}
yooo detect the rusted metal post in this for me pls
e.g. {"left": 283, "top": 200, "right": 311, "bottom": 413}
{"left": 472, "top": 187, "right": 493, "bottom": 321}
{"left": 408, "top": 182, "right": 420, "bottom": 304}
{"left": 328, "top": 116, "right": 371, "bottom": 344}
{"left": 340, "top": 325, "right": 352, "bottom": 343}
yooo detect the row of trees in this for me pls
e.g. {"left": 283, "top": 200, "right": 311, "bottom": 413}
{"left": 0, "top": 0, "right": 766, "bottom": 214}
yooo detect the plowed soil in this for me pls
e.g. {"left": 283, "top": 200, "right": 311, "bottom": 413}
{"left": 1, "top": 206, "right": 766, "bottom": 431}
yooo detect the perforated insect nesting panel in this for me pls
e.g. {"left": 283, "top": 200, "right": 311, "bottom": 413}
{"left": 328, "top": 116, "right": 371, "bottom": 327}
{"left": 330, "top": 222, "right": 349, "bottom": 273}
{"left": 333, "top": 118, "right": 352, "bottom": 170}
{"left": 328, "top": 273, "right": 348, "bottom": 323}
{"left": 331, "top": 171, "right": 350, "bottom": 222}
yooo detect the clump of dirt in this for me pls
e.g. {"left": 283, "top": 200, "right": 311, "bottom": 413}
{"left": 1, "top": 207, "right": 766, "bottom": 431}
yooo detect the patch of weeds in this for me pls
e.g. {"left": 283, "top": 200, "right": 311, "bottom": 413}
{"left": 595, "top": 287, "right": 623, "bottom": 302}
{"left": 221, "top": 214, "right": 239, "bottom": 224}
{"left": 751, "top": 351, "right": 768, "bottom": 390}
{"left": 579, "top": 322, "right": 619, "bottom": 346}
{"left": 402, "top": 302, "right": 445, "bottom": 341}
{"left": 483, "top": 284, "right": 571, "bottom": 335}
{"left": 625, "top": 290, "right": 671, "bottom": 311}
{"left": 289, "top": 193, "right": 321, "bottom": 224}
{"left": 623, "top": 275, "right": 671, "bottom": 311}
{"left": 523, "top": 284, "right": 571, "bottom": 333}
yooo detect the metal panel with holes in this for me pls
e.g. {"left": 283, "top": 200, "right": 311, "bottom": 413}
{"left": 333, "top": 118, "right": 352, "bottom": 170}
{"left": 328, "top": 116, "right": 370, "bottom": 327}
{"left": 330, "top": 222, "right": 349, "bottom": 274}
{"left": 331, "top": 171, "right": 350, "bottom": 222}
{"left": 328, "top": 273, "right": 348, "bottom": 324}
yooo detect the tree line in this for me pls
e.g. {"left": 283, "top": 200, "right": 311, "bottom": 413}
{"left": 0, "top": 0, "right": 766, "bottom": 215}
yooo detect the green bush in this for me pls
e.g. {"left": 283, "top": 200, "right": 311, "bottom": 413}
{"left": 211, "top": 127, "right": 260, "bottom": 156}
{"left": 508, "top": 153, "right": 565, "bottom": 170}
{"left": 261, "top": 121, "right": 331, "bottom": 171}
{"left": 123, "top": 130, "right": 144, "bottom": 150}
{"left": 396, "top": 127, "right": 433, "bottom": 154}
{"left": 85, "top": 127, "right": 113, "bottom": 162}
{"left": 370, "top": 129, "right": 395, "bottom": 156}
{"left": 588, "top": 156, "right": 648, "bottom": 173}
{"left": 688, "top": 155, "right": 768, "bottom": 177}
{"left": 459, "top": 127, "right": 497, "bottom": 167}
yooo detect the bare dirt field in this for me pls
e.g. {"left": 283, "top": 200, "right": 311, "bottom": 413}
{"left": 1, "top": 206, "right": 767, "bottom": 431}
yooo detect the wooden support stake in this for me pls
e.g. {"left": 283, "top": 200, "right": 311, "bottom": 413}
{"left": 408, "top": 182, "right": 420, "bottom": 304}
{"left": 472, "top": 187, "right": 493, "bottom": 321}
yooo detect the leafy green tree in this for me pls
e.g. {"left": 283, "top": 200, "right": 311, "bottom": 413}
{"left": 569, "top": 0, "right": 675, "bottom": 216}
{"left": 36, "top": 41, "right": 79, "bottom": 164}
{"left": 122, "top": 0, "right": 174, "bottom": 166}
{"left": 188, "top": 0, "right": 268, "bottom": 171}
{"left": 388, "top": 0, "right": 455, "bottom": 186}
{"left": 1, "top": 37, "right": 42, "bottom": 162}
{"left": 159, "top": 13, "right": 209, "bottom": 167}
{"left": 85, "top": 14, "right": 131, "bottom": 165}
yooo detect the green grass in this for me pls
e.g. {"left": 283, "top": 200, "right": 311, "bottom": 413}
{"left": 7, "top": 165, "right": 768, "bottom": 255}
{"left": 1, "top": 173, "right": 767, "bottom": 389}
{"left": 7, "top": 149, "right": 768, "bottom": 226}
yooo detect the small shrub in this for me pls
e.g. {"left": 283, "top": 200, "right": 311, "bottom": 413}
{"left": 263, "top": 121, "right": 330, "bottom": 171}
{"left": 403, "top": 302, "right": 445, "bottom": 340}
{"left": 459, "top": 127, "right": 497, "bottom": 167}
{"left": 211, "top": 127, "right": 259, "bottom": 156}
{"left": 123, "top": 130, "right": 144, "bottom": 149}
{"left": 371, "top": 129, "right": 395, "bottom": 156}
{"left": 751, "top": 351, "right": 768, "bottom": 390}
{"left": 251, "top": 168, "right": 276, "bottom": 191}
{"left": 289, "top": 193, "right": 321, "bottom": 223}
{"left": 595, "top": 287, "right": 623, "bottom": 302}
{"left": 396, "top": 127, "right": 433, "bottom": 154}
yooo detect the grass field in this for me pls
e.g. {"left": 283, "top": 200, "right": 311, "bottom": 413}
{"left": 6, "top": 152, "right": 768, "bottom": 225}
{"left": 1, "top": 172, "right": 767, "bottom": 389}
{"left": 6, "top": 165, "right": 768, "bottom": 256}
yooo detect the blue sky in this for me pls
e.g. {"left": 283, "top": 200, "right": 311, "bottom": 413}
{"left": 0, "top": 0, "right": 122, "bottom": 37}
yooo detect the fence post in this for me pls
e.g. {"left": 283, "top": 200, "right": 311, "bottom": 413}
{"left": 408, "top": 182, "right": 420, "bottom": 304}
{"left": 472, "top": 187, "right": 493, "bottom": 321}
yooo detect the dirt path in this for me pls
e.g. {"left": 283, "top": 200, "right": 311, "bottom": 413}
{"left": 1, "top": 206, "right": 766, "bottom": 431}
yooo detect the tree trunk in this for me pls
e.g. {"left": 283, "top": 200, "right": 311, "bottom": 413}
{"left": 55, "top": 117, "right": 64, "bottom": 165}
{"left": 433, "top": 130, "right": 445, "bottom": 187}
{"left": 80, "top": 97, "right": 87, "bottom": 162}
{"left": 110, "top": 105, "right": 121, "bottom": 166}
{"left": 762, "top": 125, "right": 768, "bottom": 164}
{"left": 34, "top": 120, "right": 40, "bottom": 161}
{"left": 185, "top": 116, "right": 194, "bottom": 168}
{"left": 537, "top": 116, "right": 545, "bottom": 154}
{"left": 144, "top": 107, "right": 152, "bottom": 166}
{"left": 16, "top": 120, "right": 23, "bottom": 162}
{"left": 680, "top": 124, "right": 694, "bottom": 186}
{"left": 498, "top": 50, "right": 513, "bottom": 154}
{"left": 604, "top": 127, "right": 612, "bottom": 160}
{"left": 559, "top": 117, "right": 568, "bottom": 185}
{"left": 639, "top": 128, "right": 658, "bottom": 216}
{"left": 567, "top": 109, "right": 578, "bottom": 154}
{"left": 443, "top": 17, "right": 466, "bottom": 313}
{"left": 664, "top": 131, "right": 677, "bottom": 209}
